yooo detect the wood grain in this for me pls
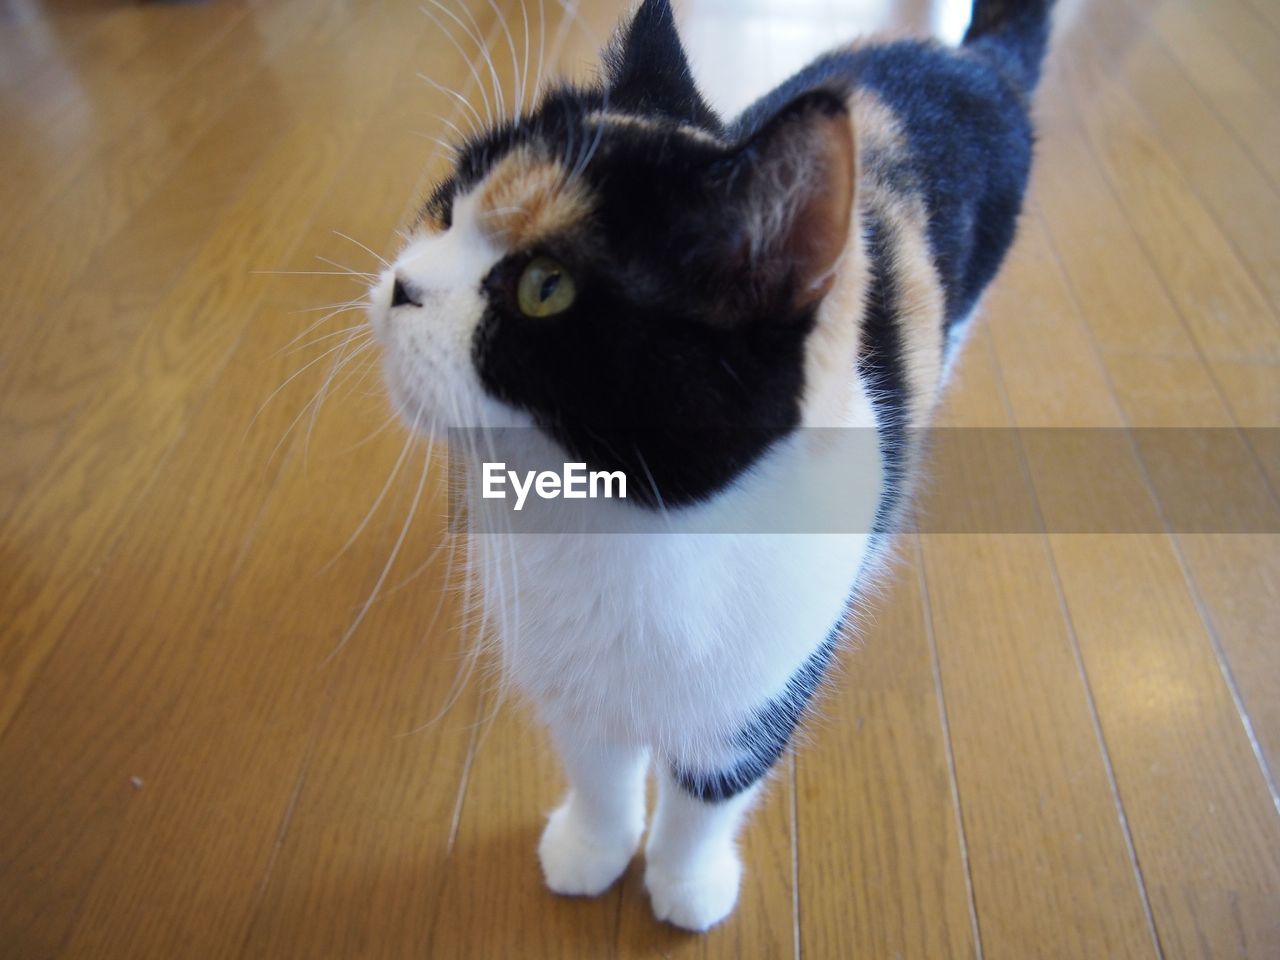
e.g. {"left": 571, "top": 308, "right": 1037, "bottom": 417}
{"left": 797, "top": 550, "right": 978, "bottom": 960}
{"left": 986, "top": 205, "right": 1280, "bottom": 960}
{"left": 919, "top": 339, "right": 1160, "bottom": 959}
{"left": 1, "top": 0, "right": 1278, "bottom": 957}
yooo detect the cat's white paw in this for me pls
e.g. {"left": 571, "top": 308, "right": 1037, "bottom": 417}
{"left": 538, "top": 799, "right": 641, "bottom": 897}
{"left": 644, "top": 849, "right": 742, "bottom": 931}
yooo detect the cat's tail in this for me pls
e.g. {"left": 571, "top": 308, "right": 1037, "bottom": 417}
{"left": 962, "top": 0, "right": 1054, "bottom": 93}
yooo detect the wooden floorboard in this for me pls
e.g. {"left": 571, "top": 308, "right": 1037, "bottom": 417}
{"left": 1107, "top": 0, "right": 1280, "bottom": 313}
{"left": 1151, "top": 0, "right": 1280, "bottom": 195}
{"left": 1191, "top": 0, "right": 1280, "bottom": 100}
{"left": 920, "top": 339, "right": 1161, "bottom": 960}
{"left": 0, "top": 0, "right": 367, "bottom": 510}
{"left": 986, "top": 212, "right": 1280, "bottom": 958}
{"left": 0, "top": 2, "right": 244, "bottom": 221}
{"left": 1, "top": 0, "right": 1276, "bottom": 957}
{"left": 797, "top": 546, "right": 979, "bottom": 960}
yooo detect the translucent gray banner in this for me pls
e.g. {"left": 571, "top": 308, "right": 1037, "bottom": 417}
{"left": 444, "top": 427, "right": 1279, "bottom": 534}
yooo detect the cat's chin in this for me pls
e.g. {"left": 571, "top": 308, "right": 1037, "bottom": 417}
{"left": 378, "top": 357, "right": 537, "bottom": 449}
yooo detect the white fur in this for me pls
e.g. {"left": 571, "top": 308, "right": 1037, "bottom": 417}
{"left": 646, "top": 768, "right": 758, "bottom": 930}
{"left": 537, "top": 728, "right": 648, "bottom": 895}
{"left": 370, "top": 183, "right": 881, "bottom": 929}
{"left": 371, "top": 192, "right": 532, "bottom": 436}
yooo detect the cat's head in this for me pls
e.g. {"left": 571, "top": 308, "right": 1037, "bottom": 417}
{"left": 370, "top": 0, "right": 857, "bottom": 506}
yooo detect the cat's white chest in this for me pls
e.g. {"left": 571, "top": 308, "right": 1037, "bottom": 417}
{"left": 474, "top": 432, "right": 881, "bottom": 765}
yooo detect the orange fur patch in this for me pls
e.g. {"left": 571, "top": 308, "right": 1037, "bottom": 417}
{"left": 419, "top": 203, "right": 448, "bottom": 235}
{"left": 474, "top": 149, "right": 594, "bottom": 250}
{"left": 854, "top": 89, "right": 946, "bottom": 429}
{"left": 851, "top": 89, "right": 907, "bottom": 156}
{"left": 802, "top": 90, "right": 946, "bottom": 430}
{"left": 880, "top": 191, "right": 947, "bottom": 429}
{"left": 802, "top": 106, "right": 865, "bottom": 429}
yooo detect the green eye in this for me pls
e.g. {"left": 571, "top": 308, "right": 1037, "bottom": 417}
{"left": 516, "top": 256, "right": 576, "bottom": 318}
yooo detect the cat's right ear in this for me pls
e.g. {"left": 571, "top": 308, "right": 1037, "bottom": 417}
{"left": 714, "top": 89, "right": 856, "bottom": 314}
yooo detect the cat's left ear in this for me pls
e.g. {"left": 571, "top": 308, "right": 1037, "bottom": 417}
{"left": 717, "top": 89, "right": 856, "bottom": 312}
{"left": 604, "top": 0, "right": 720, "bottom": 130}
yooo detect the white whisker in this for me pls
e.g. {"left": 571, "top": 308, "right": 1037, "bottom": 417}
{"left": 517, "top": 0, "right": 530, "bottom": 121}
{"left": 486, "top": 0, "right": 521, "bottom": 123}
{"left": 392, "top": 532, "right": 478, "bottom": 736}
{"left": 261, "top": 338, "right": 373, "bottom": 468}
{"left": 420, "top": 2, "right": 495, "bottom": 127}
{"left": 282, "top": 322, "right": 371, "bottom": 357}
{"left": 332, "top": 230, "right": 390, "bottom": 269}
{"left": 315, "top": 255, "right": 376, "bottom": 279}
{"left": 532, "top": 0, "right": 546, "bottom": 104}
{"left": 427, "top": 0, "right": 503, "bottom": 122}
{"left": 430, "top": 110, "right": 471, "bottom": 145}
{"left": 253, "top": 269, "right": 373, "bottom": 279}
{"left": 411, "top": 132, "right": 463, "bottom": 156}
{"left": 468, "top": 392, "right": 519, "bottom": 744}
{"left": 302, "top": 337, "right": 379, "bottom": 466}
{"left": 248, "top": 331, "right": 371, "bottom": 439}
{"left": 326, "top": 421, "right": 434, "bottom": 665}
{"left": 419, "top": 72, "right": 485, "bottom": 137}
{"left": 277, "top": 301, "right": 367, "bottom": 350}
{"left": 321, "top": 409, "right": 422, "bottom": 573}
{"left": 274, "top": 302, "right": 367, "bottom": 356}
{"left": 571, "top": 51, "right": 608, "bottom": 180}
{"left": 289, "top": 297, "right": 368, "bottom": 316}
{"left": 453, "top": 0, "right": 506, "bottom": 120}
{"left": 445, "top": 389, "right": 501, "bottom": 733}
{"left": 340, "top": 409, "right": 402, "bottom": 456}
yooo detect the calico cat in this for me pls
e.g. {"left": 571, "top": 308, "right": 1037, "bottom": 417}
{"left": 367, "top": 0, "right": 1052, "bottom": 931}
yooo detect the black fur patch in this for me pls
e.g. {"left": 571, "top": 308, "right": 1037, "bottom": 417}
{"left": 857, "top": 215, "right": 911, "bottom": 535}
{"left": 965, "top": 0, "right": 1053, "bottom": 91}
{"left": 603, "top": 0, "right": 722, "bottom": 132}
{"left": 732, "top": 34, "right": 1038, "bottom": 331}
{"left": 469, "top": 102, "right": 835, "bottom": 509}
{"left": 448, "top": 0, "right": 1049, "bottom": 508}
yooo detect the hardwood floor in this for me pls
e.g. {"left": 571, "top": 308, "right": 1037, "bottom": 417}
{"left": 1, "top": 0, "right": 1277, "bottom": 956}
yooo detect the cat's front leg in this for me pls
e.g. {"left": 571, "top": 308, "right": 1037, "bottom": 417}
{"left": 645, "top": 638, "right": 833, "bottom": 930}
{"left": 644, "top": 764, "right": 762, "bottom": 931}
{"left": 537, "top": 724, "right": 649, "bottom": 897}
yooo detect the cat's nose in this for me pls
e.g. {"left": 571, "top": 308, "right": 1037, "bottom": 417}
{"left": 391, "top": 274, "right": 423, "bottom": 308}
